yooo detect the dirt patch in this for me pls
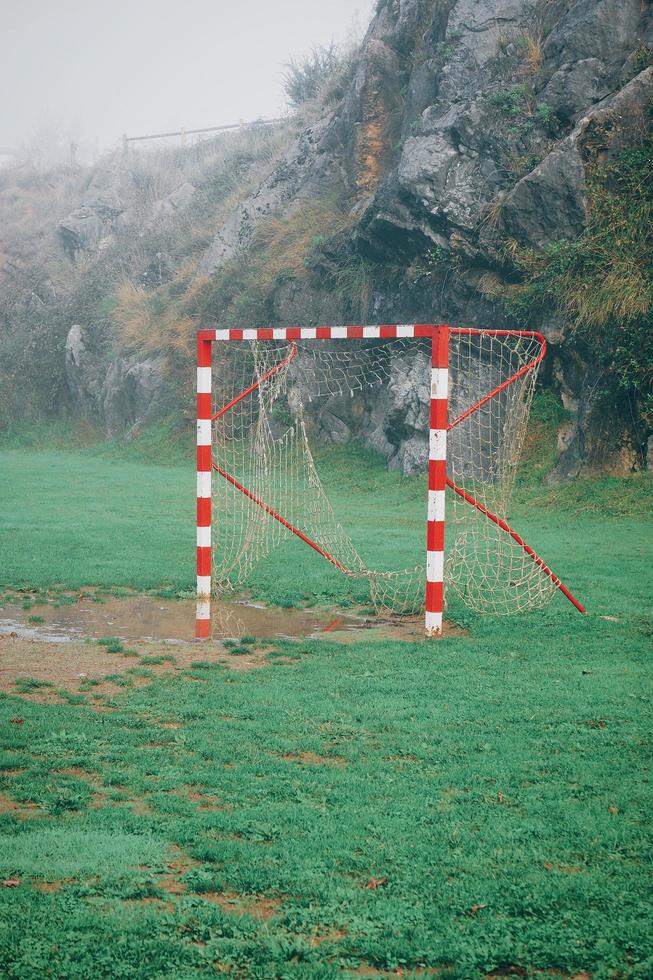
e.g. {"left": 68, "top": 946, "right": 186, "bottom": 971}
{"left": 111, "top": 796, "right": 152, "bottom": 817}
{"left": 32, "top": 879, "right": 69, "bottom": 893}
{"left": 0, "top": 597, "right": 465, "bottom": 703}
{"left": 1, "top": 592, "right": 463, "bottom": 650}
{"left": 169, "top": 786, "right": 227, "bottom": 811}
{"left": 310, "top": 927, "right": 347, "bottom": 946}
{"left": 157, "top": 873, "right": 186, "bottom": 896}
{"left": 0, "top": 635, "right": 272, "bottom": 703}
{"left": 154, "top": 847, "right": 201, "bottom": 898}
{"left": 543, "top": 862, "right": 585, "bottom": 874}
{"left": 328, "top": 614, "right": 467, "bottom": 644}
{"left": 52, "top": 766, "right": 101, "bottom": 783}
{"left": 199, "top": 891, "right": 282, "bottom": 920}
{"left": 282, "top": 751, "right": 348, "bottom": 767}
{"left": 0, "top": 792, "right": 43, "bottom": 820}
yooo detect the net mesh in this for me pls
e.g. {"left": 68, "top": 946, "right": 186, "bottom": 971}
{"left": 211, "top": 331, "right": 557, "bottom": 616}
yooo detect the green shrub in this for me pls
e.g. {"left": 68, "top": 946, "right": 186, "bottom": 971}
{"left": 500, "top": 129, "right": 653, "bottom": 423}
{"left": 282, "top": 43, "right": 343, "bottom": 106}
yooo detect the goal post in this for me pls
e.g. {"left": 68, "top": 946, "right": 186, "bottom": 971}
{"left": 195, "top": 324, "right": 585, "bottom": 640}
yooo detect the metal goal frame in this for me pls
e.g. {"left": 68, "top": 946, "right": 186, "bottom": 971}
{"left": 195, "top": 324, "right": 585, "bottom": 639}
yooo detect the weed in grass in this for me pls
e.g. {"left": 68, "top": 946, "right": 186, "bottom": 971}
{"left": 97, "top": 636, "right": 125, "bottom": 654}
{"left": 57, "top": 690, "right": 87, "bottom": 706}
{"left": 240, "top": 635, "right": 257, "bottom": 645}
{"left": 78, "top": 678, "right": 101, "bottom": 691}
{"left": 13, "top": 678, "right": 54, "bottom": 693}
{"left": 102, "top": 674, "right": 132, "bottom": 688}
{"left": 53, "top": 595, "right": 77, "bottom": 608}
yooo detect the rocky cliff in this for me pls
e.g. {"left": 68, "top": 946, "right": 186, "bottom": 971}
{"left": 1, "top": 0, "right": 651, "bottom": 478}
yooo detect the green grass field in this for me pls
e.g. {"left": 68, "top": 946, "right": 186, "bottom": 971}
{"left": 0, "top": 438, "right": 651, "bottom": 978}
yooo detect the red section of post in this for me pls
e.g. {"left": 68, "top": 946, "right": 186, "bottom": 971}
{"left": 196, "top": 333, "right": 213, "bottom": 639}
{"left": 425, "top": 326, "right": 449, "bottom": 637}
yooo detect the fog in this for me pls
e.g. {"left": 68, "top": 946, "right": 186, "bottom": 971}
{"left": 1, "top": 0, "right": 374, "bottom": 157}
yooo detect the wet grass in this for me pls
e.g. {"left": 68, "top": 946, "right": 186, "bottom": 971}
{"left": 0, "top": 441, "right": 651, "bottom": 976}
{"left": 1, "top": 441, "right": 650, "bottom": 608}
{"left": 0, "top": 608, "right": 651, "bottom": 977}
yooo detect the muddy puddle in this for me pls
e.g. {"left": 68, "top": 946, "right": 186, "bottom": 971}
{"left": 0, "top": 595, "right": 367, "bottom": 645}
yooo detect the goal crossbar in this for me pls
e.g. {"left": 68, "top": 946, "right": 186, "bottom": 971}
{"left": 196, "top": 323, "right": 585, "bottom": 638}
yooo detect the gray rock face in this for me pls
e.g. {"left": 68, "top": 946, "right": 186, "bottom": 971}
{"left": 82, "top": 169, "right": 127, "bottom": 216}
{"left": 53, "top": 0, "right": 653, "bottom": 473}
{"left": 542, "top": 0, "right": 647, "bottom": 74}
{"left": 218, "top": 0, "right": 649, "bottom": 477}
{"left": 501, "top": 143, "right": 587, "bottom": 247}
{"left": 102, "top": 355, "right": 167, "bottom": 438}
{"left": 65, "top": 323, "right": 167, "bottom": 437}
{"left": 58, "top": 168, "right": 134, "bottom": 255}
{"left": 198, "top": 116, "right": 339, "bottom": 276}
{"left": 542, "top": 59, "right": 610, "bottom": 124}
{"left": 149, "top": 181, "right": 196, "bottom": 224}
{"left": 368, "top": 349, "right": 431, "bottom": 474}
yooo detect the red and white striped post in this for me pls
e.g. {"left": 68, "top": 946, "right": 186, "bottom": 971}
{"left": 425, "top": 325, "right": 449, "bottom": 637}
{"left": 196, "top": 331, "right": 213, "bottom": 639}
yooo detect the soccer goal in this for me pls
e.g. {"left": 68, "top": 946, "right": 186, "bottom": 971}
{"left": 196, "top": 324, "right": 584, "bottom": 639}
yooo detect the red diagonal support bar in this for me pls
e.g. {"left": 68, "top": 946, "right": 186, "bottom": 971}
{"left": 212, "top": 342, "right": 298, "bottom": 421}
{"left": 446, "top": 477, "right": 586, "bottom": 614}
{"left": 447, "top": 329, "right": 547, "bottom": 431}
{"left": 212, "top": 462, "right": 352, "bottom": 574}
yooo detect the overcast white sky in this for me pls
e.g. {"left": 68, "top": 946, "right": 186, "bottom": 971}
{"left": 1, "top": 0, "right": 374, "bottom": 152}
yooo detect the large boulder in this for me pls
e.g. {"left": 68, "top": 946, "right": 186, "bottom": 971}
{"left": 65, "top": 324, "right": 167, "bottom": 436}
{"left": 58, "top": 208, "right": 104, "bottom": 256}
{"left": 501, "top": 143, "right": 587, "bottom": 247}
{"left": 102, "top": 354, "right": 168, "bottom": 438}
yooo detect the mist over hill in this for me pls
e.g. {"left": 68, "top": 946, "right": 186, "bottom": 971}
{"left": 0, "top": 0, "right": 651, "bottom": 480}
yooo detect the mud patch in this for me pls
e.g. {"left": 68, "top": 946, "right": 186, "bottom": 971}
{"left": 0, "top": 792, "right": 43, "bottom": 820}
{"left": 0, "top": 635, "right": 274, "bottom": 701}
{"left": 543, "top": 862, "right": 585, "bottom": 874}
{"left": 174, "top": 787, "right": 226, "bottom": 811}
{"left": 348, "top": 966, "right": 447, "bottom": 978}
{"left": 32, "top": 879, "right": 68, "bottom": 893}
{"left": 154, "top": 847, "right": 201, "bottom": 898}
{"left": 0, "top": 593, "right": 463, "bottom": 647}
{"left": 0, "top": 594, "right": 361, "bottom": 644}
{"left": 199, "top": 891, "right": 282, "bottom": 920}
